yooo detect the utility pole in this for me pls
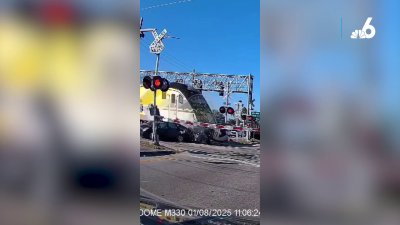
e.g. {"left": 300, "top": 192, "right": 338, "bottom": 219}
{"left": 247, "top": 74, "right": 253, "bottom": 116}
{"left": 247, "top": 74, "right": 253, "bottom": 141}
{"left": 224, "top": 82, "right": 231, "bottom": 124}
{"left": 152, "top": 53, "right": 160, "bottom": 145}
{"left": 140, "top": 18, "right": 176, "bottom": 145}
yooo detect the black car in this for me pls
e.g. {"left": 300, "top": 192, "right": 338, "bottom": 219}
{"left": 140, "top": 121, "right": 193, "bottom": 142}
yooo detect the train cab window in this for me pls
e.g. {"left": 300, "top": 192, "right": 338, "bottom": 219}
{"left": 178, "top": 95, "right": 183, "bottom": 104}
{"left": 162, "top": 92, "right": 167, "bottom": 99}
{"left": 171, "top": 94, "right": 176, "bottom": 103}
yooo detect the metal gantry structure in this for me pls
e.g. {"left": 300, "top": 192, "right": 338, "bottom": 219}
{"left": 140, "top": 70, "right": 255, "bottom": 114}
{"left": 140, "top": 18, "right": 256, "bottom": 138}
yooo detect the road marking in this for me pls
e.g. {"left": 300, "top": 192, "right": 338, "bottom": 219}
{"left": 141, "top": 151, "right": 260, "bottom": 167}
{"left": 141, "top": 157, "right": 173, "bottom": 163}
{"left": 141, "top": 156, "right": 208, "bottom": 164}
{"left": 187, "top": 154, "right": 260, "bottom": 167}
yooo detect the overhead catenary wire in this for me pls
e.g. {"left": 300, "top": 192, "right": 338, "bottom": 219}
{"left": 142, "top": 38, "right": 192, "bottom": 71}
{"left": 140, "top": 39, "right": 185, "bottom": 71}
{"left": 140, "top": 43, "right": 187, "bottom": 72}
{"left": 141, "top": 0, "right": 193, "bottom": 11}
{"left": 140, "top": 38, "right": 194, "bottom": 72}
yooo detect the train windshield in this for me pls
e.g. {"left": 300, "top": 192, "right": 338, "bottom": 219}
{"left": 187, "top": 94, "right": 216, "bottom": 124}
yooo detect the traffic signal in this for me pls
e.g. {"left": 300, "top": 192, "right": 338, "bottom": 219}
{"left": 227, "top": 107, "right": 235, "bottom": 115}
{"left": 142, "top": 76, "right": 169, "bottom": 92}
{"left": 153, "top": 76, "right": 163, "bottom": 89}
{"left": 142, "top": 76, "right": 152, "bottom": 89}
{"left": 241, "top": 115, "right": 247, "bottom": 120}
{"left": 219, "top": 106, "right": 226, "bottom": 114}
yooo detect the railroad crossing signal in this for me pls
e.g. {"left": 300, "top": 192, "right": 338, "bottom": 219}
{"left": 142, "top": 76, "right": 152, "bottom": 89}
{"left": 150, "top": 29, "right": 167, "bottom": 54}
{"left": 227, "top": 107, "right": 235, "bottom": 115}
{"left": 140, "top": 70, "right": 255, "bottom": 113}
{"left": 241, "top": 115, "right": 254, "bottom": 121}
{"left": 219, "top": 106, "right": 235, "bottom": 115}
{"left": 142, "top": 76, "right": 169, "bottom": 92}
{"left": 153, "top": 76, "right": 163, "bottom": 88}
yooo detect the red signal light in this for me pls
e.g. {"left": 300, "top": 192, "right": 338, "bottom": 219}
{"left": 227, "top": 107, "right": 235, "bottom": 115}
{"left": 153, "top": 76, "right": 163, "bottom": 89}
{"left": 154, "top": 79, "right": 161, "bottom": 87}
{"left": 247, "top": 116, "right": 254, "bottom": 121}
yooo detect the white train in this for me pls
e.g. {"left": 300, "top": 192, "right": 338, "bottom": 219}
{"left": 140, "top": 82, "right": 216, "bottom": 124}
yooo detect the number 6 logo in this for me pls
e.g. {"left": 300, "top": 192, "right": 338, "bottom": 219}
{"left": 362, "top": 17, "right": 375, "bottom": 39}
{"left": 350, "top": 17, "right": 376, "bottom": 39}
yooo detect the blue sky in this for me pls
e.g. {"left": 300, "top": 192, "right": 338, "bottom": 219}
{"left": 140, "top": 0, "right": 260, "bottom": 111}
{"left": 261, "top": 0, "right": 399, "bottom": 120}
{"left": 380, "top": 0, "right": 400, "bottom": 116}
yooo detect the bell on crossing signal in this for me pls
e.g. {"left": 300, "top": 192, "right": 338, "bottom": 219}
{"left": 153, "top": 76, "right": 163, "bottom": 89}
{"left": 219, "top": 106, "right": 226, "bottom": 114}
{"left": 143, "top": 76, "right": 152, "bottom": 89}
{"left": 227, "top": 107, "right": 235, "bottom": 115}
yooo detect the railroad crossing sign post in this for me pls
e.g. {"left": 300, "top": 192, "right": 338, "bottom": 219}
{"left": 141, "top": 18, "right": 176, "bottom": 145}
{"left": 150, "top": 29, "right": 167, "bottom": 145}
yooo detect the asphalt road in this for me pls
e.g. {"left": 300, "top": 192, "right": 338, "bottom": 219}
{"left": 140, "top": 140, "right": 260, "bottom": 215}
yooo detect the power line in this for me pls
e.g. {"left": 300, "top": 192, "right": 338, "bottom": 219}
{"left": 141, "top": 37, "right": 194, "bottom": 72}
{"left": 140, "top": 0, "right": 191, "bottom": 11}
{"left": 162, "top": 50, "right": 193, "bottom": 71}
{"left": 141, "top": 41, "right": 187, "bottom": 71}
{"left": 161, "top": 57, "right": 189, "bottom": 72}
{"left": 141, "top": 0, "right": 193, "bottom": 11}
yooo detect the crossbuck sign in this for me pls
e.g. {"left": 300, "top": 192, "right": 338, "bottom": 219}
{"left": 150, "top": 29, "right": 167, "bottom": 54}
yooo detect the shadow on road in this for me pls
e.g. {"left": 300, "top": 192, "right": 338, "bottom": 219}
{"left": 140, "top": 151, "right": 175, "bottom": 157}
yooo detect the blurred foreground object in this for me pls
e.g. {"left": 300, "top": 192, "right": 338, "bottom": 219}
{"left": 0, "top": 0, "right": 140, "bottom": 224}
{"left": 261, "top": 0, "right": 400, "bottom": 224}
